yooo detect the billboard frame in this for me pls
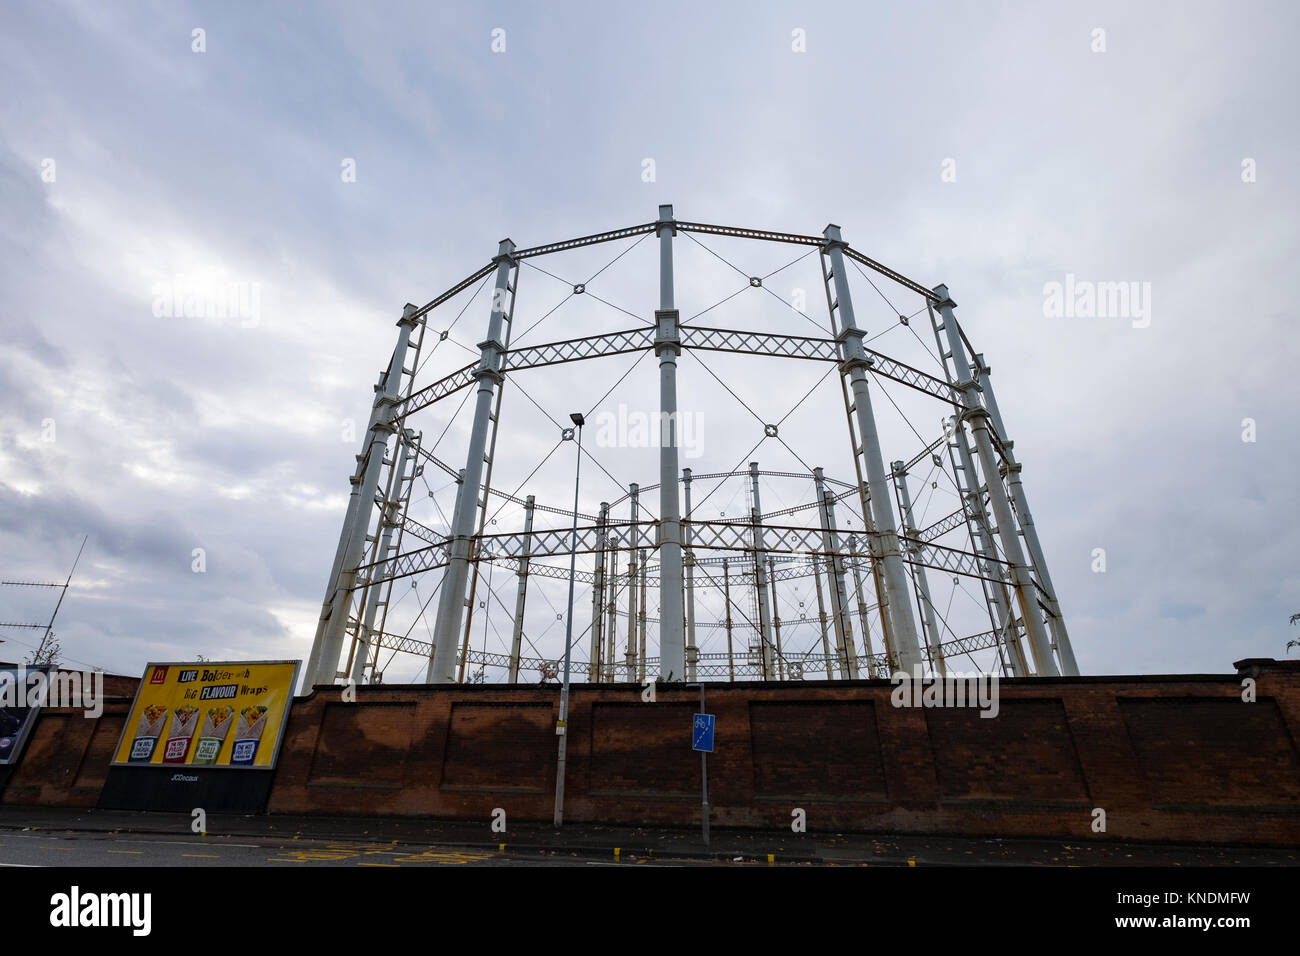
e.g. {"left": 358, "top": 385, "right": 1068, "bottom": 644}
{"left": 109, "top": 659, "right": 301, "bottom": 771}
{"left": 0, "top": 665, "right": 49, "bottom": 767}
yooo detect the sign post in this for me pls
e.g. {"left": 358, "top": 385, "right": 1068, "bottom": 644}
{"left": 689, "top": 684, "right": 713, "bottom": 847}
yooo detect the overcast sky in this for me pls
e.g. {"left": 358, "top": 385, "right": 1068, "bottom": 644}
{"left": 1, "top": 0, "right": 1296, "bottom": 681}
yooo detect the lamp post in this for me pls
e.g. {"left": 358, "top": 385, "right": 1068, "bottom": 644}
{"left": 554, "top": 412, "right": 585, "bottom": 827}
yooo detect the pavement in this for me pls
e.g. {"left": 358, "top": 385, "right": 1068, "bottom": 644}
{"left": 0, "top": 806, "right": 1296, "bottom": 866}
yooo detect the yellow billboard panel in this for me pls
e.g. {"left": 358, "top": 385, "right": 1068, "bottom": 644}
{"left": 112, "top": 661, "right": 299, "bottom": 769}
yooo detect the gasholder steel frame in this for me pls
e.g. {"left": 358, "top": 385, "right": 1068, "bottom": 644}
{"left": 304, "top": 208, "right": 1078, "bottom": 689}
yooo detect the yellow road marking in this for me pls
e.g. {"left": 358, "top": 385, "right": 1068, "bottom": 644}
{"left": 182, "top": 854, "right": 219, "bottom": 859}
{"left": 358, "top": 862, "right": 399, "bottom": 867}
{"left": 107, "top": 850, "right": 143, "bottom": 855}
{"left": 391, "top": 849, "right": 493, "bottom": 865}
{"left": 325, "top": 842, "right": 394, "bottom": 852}
{"left": 273, "top": 848, "right": 370, "bottom": 861}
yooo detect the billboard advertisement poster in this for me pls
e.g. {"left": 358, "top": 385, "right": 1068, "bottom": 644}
{"left": 0, "top": 666, "right": 47, "bottom": 766}
{"left": 111, "top": 661, "right": 299, "bottom": 770}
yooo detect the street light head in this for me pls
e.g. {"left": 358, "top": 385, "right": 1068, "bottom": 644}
{"left": 570, "top": 412, "right": 585, "bottom": 427}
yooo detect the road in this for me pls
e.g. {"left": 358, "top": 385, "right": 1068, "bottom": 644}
{"left": 1, "top": 807, "right": 1294, "bottom": 867}
{"left": 0, "top": 829, "right": 732, "bottom": 867}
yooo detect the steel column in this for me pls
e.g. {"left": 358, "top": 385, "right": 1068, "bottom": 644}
{"left": 847, "top": 534, "right": 877, "bottom": 675}
{"left": 923, "top": 294, "right": 1026, "bottom": 677}
{"left": 638, "top": 547, "right": 648, "bottom": 683}
{"left": 924, "top": 295, "right": 1024, "bottom": 675}
{"left": 590, "top": 502, "right": 608, "bottom": 681}
{"left": 306, "top": 436, "right": 369, "bottom": 688}
{"left": 933, "top": 284, "right": 1057, "bottom": 676}
{"left": 508, "top": 495, "right": 535, "bottom": 682}
{"left": 656, "top": 204, "right": 686, "bottom": 682}
{"left": 891, "top": 460, "right": 946, "bottom": 677}
{"left": 748, "top": 462, "right": 776, "bottom": 678}
{"left": 626, "top": 485, "right": 639, "bottom": 679}
{"left": 683, "top": 467, "right": 698, "bottom": 681}
{"left": 769, "top": 556, "right": 784, "bottom": 680}
{"left": 811, "top": 558, "right": 834, "bottom": 678}
{"left": 822, "top": 225, "right": 925, "bottom": 673}
{"left": 350, "top": 430, "right": 414, "bottom": 684}
{"left": 428, "top": 240, "right": 516, "bottom": 683}
{"left": 974, "top": 354, "right": 1079, "bottom": 676}
{"left": 605, "top": 532, "right": 619, "bottom": 682}
{"left": 310, "top": 304, "right": 418, "bottom": 687}
{"left": 814, "top": 470, "right": 857, "bottom": 678}
{"left": 947, "top": 417, "right": 1025, "bottom": 676}
{"left": 723, "top": 558, "right": 735, "bottom": 682}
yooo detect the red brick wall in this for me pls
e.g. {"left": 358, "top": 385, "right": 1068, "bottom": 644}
{"left": 263, "top": 658, "right": 1300, "bottom": 844}
{"left": 5, "top": 660, "right": 1300, "bottom": 845}
{"left": 1, "top": 702, "right": 131, "bottom": 807}
{"left": 0, "top": 669, "right": 138, "bottom": 806}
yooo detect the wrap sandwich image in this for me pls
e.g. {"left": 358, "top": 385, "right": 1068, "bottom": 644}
{"left": 190, "top": 705, "right": 234, "bottom": 765}
{"left": 128, "top": 703, "right": 169, "bottom": 762}
{"left": 162, "top": 705, "right": 200, "bottom": 763}
{"left": 230, "top": 703, "right": 269, "bottom": 766}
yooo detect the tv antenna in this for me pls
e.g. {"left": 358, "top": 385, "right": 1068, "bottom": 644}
{"left": 1, "top": 536, "right": 88, "bottom": 665}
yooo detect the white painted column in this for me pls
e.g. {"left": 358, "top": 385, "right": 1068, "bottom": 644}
{"left": 508, "top": 495, "right": 535, "bottom": 682}
{"left": 823, "top": 225, "right": 924, "bottom": 674}
{"left": 933, "top": 284, "right": 1057, "bottom": 676}
{"left": 722, "top": 558, "right": 735, "bottom": 681}
{"left": 590, "top": 502, "right": 609, "bottom": 681}
{"left": 749, "top": 462, "right": 776, "bottom": 679}
{"left": 656, "top": 204, "right": 686, "bottom": 682}
{"left": 605, "top": 533, "right": 619, "bottom": 682}
{"left": 427, "top": 240, "right": 515, "bottom": 683}
{"left": 814, "top": 469, "right": 857, "bottom": 678}
{"left": 351, "top": 429, "right": 414, "bottom": 684}
{"left": 683, "top": 469, "right": 698, "bottom": 681}
{"left": 638, "top": 547, "right": 647, "bottom": 682}
{"left": 974, "top": 354, "right": 1079, "bottom": 676}
{"left": 891, "top": 460, "right": 946, "bottom": 677}
{"left": 310, "top": 304, "right": 418, "bottom": 687}
{"left": 769, "top": 556, "right": 785, "bottom": 680}
{"left": 306, "top": 438, "right": 369, "bottom": 688}
{"left": 811, "top": 558, "right": 834, "bottom": 678}
{"left": 626, "top": 485, "right": 639, "bottom": 679}
{"left": 847, "top": 534, "right": 877, "bottom": 674}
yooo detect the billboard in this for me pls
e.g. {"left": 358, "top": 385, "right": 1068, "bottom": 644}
{"left": 112, "top": 661, "right": 300, "bottom": 769}
{"left": 0, "top": 666, "right": 45, "bottom": 766}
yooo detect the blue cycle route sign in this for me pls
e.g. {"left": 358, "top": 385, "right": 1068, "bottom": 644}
{"left": 692, "top": 713, "right": 715, "bottom": 752}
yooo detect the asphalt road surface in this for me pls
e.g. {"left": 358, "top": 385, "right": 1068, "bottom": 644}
{"left": 1, "top": 807, "right": 1294, "bottom": 867}
{"left": 0, "top": 829, "right": 730, "bottom": 867}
